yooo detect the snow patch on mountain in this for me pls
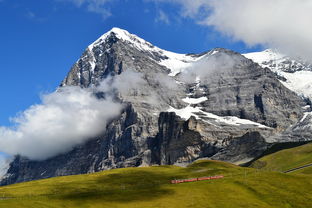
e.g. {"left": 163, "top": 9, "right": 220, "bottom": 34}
{"left": 88, "top": 48, "right": 96, "bottom": 73}
{"left": 159, "top": 52, "right": 202, "bottom": 76}
{"left": 168, "top": 105, "right": 270, "bottom": 129}
{"left": 292, "top": 112, "right": 312, "bottom": 131}
{"left": 279, "top": 71, "right": 312, "bottom": 100}
{"left": 182, "top": 96, "right": 207, "bottom": 104}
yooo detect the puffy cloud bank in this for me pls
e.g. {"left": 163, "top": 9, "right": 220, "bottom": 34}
{"left": 0, "top": 85, "right": 122, "bottom": 160}
{"left": 0, "top": 69, "right": 155, "bottom": 161}
{"left": 0, "top": 68, "right": 165, "bottom": 161}
{"left": 152, "top": 0, "right": 312, "bottom": 60}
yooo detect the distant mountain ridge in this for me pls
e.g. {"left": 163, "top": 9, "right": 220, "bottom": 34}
{"left": 244, "top": 49, "right": 312, "bottom": 73}
{"left": 244, "top": 49, "right": 312, "bottom": 101}
{"left": 1, "top": 28, "right": 311, "bottom": 185}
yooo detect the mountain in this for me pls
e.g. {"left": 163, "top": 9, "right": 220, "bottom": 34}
{"left": 1, "top": 28, "right": 311, "bottom": 185}
{"left": 244, "top": 49, "right": 312, "bottom": 101}
{"left": 244, "top": 49, "right": 312, "bottom": 73}
{"left": 244, "top": 49, "right": 312, "bottom": 143}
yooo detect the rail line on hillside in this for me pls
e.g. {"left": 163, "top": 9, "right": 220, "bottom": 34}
{"left": 283, "top": 163, "right": 312, "bottom": 173}
{"left": 171, "top": 175, "right": 224, "bottom": 184}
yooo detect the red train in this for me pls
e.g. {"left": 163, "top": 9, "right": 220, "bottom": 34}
{"left": 171, "top": 175, "right": 224, "bottom": 184}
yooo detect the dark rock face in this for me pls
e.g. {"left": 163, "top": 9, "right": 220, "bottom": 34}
{"left": 150, "top": 113, "right": 217, "bottom": 165}
{"left": 211, "top": 132, "right": 269, "bottom": 163}
{"left": 1, "top": 28, "right": 311, "bottom": 185}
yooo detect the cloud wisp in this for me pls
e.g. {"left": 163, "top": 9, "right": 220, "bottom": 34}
{"left": 179, "top": 51, "right": 241, "bottom": 84}
{"left": 155, "top": 10, "right": 170, "bottom": 24}
{"left": 0, "top": 156, "right": 12, "bottom": 179}
{"left": 151, "top": 0, "right": 312, "bottom": 61}
{"left": 61, "top": 0, "right": 113, "bottom": 19}
{"left": 0, "top": 85, "right": 123, "bottom": 161}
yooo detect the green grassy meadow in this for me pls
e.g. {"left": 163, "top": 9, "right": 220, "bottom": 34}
{"left": 250, "top": 142, "right": 312, "bottom": 172}
{"left": 0, "top": 160, "right": 311, "bottom": 208}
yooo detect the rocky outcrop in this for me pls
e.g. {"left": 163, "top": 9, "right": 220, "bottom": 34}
{"left": 1, "top": 28, "right": 311, "bottom": 186}
{"left": 150, "top": 113, "right": 215, "bottom": 165}
{"left": 211, "top": 131, "right": 269, "bottom": 163}
{"left": 189, "top": 49, "right": 305, "bottom": 130}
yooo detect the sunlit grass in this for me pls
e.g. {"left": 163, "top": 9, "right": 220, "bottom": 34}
{"left": 250, "top": 143, "right": 312, "bottom": 172}
{"left": 0, "top": 160, "right": 311, "bottom": 207}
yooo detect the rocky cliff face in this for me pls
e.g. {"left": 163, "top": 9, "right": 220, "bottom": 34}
{"left": 244, "top": 49, "right": 312, "bottom": 142}
{"left": 1, "top": 28, "right": 311, "bottom": 185}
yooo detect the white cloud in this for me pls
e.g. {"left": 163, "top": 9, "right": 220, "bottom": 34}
{"left": 180, "top": 52, "right": 240, "bottom": 83}
{"left": 99, "top": 69, "right": 175, "bottom": 106}
{"left": 0, "top": 69, "right": 157, "bottom": 161}
{"left": 25, "top": 10, "right": 46, "bottom": 22}
{"left": 26, "top": 11, "right": 36, "bottom": 19}
{"left": 0, "top": 86, "right": 122, "bottom": 160}
{"left": 155, "top": 10, "right": 170, "bottom": 24}
{"left": 110, "top": 69, "right": 148, "bottom": 98}
{"left": 0, "top": 156, "right": 12, "bottom": 179}
{"left": 151, "top": 0, "right": 312, "bottom": 61}
{"left": 148, "top": 0, "right": 209, "bottom": 18}
{"left": 61, "top": 0, "right": 113, "bottom": 19}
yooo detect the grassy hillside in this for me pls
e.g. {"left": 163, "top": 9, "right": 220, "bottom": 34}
{"left": 250, "top": 142, "right": 312, "bottom": 173}
{"left": 0, "top": 160, "right": 311, "bottom": 208}
{"left": 293, "top": 166, "right": 312, "bottom": 175}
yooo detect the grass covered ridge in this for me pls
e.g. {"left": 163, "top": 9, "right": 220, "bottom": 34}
{"left": 0, "top": 160, "right": 311, "bottom": 208}
{"left": 250, "top": 142, "right": 312, "bottom": 173}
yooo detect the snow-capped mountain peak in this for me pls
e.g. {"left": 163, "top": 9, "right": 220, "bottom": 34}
{"left": 244, "top": 49, "right": 312, "bottom": 73}
{"left": 88, "top": 27, "right": 156, "bottom": 52}
{"left": 86, "top": 27, "right": 205, "bottom": 77}
{"left": 244, "top": 49, "right": 312, "bottom": 103}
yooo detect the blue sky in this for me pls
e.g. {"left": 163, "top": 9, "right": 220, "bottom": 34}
{"left": 0, "top": 0, "right": 311, "bottom": 161}
{"left": 0, "top": 0, "right": 264, "bottom": 126}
